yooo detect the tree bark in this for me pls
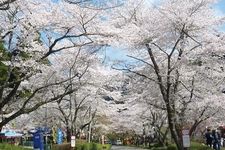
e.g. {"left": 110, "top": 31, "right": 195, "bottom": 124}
{"left": 66, "top": 125, "right": 71, "bottom": 142}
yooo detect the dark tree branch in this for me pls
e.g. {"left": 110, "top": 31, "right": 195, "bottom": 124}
{"left": 146, "top": 44, "right": 166, "bottom": 96}
{"left": 0, "top": 81, "right": 21, "bottom": 109}
{"left": 0, "top": 73, "right": 79, "bottom": 112}
{"left": 126, "top": 55, "right": 154, "bottom": 68}
{"left": 0, "top": 0, "right": 17, "bottom": 10}
{"left": 189, "top": 106, "right": 217, "bottom": 135}
{"left": 72, "top": 94, "right": 90, "bottom": 125}
{"left": 0, "top": 87, "right": 77, "bottom": 128}
{"left": 182, "top": 30, "right": 202, "bottom": 46}
{"left": 41, "top": 30, "right": 108, "bottom": 60}
{"left": 64, "top": 0, "right": 91, "bottom": 4}
{"left": 152, "top": 43, "right": 168, "bottom": 56}
{"left": 112, "top": 66, "right": 157, "bottom": 83}
{"left": 179, "top": 80, "right": 202, "bottom": 99}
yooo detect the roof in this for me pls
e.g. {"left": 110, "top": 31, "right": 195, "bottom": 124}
{"left": 0, "top": 130, "right": 23, "bottom": 137}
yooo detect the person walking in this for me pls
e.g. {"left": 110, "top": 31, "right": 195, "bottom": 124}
{"left": 205, "top": 128, "right": 213, "bottom": 147}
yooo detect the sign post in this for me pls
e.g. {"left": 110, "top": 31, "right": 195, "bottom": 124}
{"left": 57, "top": 128, "right": 63, "bottom": 144}
{"left": 182, "top": 129, "right": 190, "bottom": 149}
{"left": 101, "top": 135, "right": 105, "bottom": 145}
{"left": 33, "top": 129, "right": 44, "bottom": 150}
{"left": 71, "top": 136, "right": 76, "bottom": 148}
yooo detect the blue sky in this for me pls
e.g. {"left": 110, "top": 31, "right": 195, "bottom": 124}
{"left": 52, "top": 0, "right": 59, "bottom": 2}
{"left": 215, "top": 0, "right": 225, "bottom": 13}
{"left": 215, "top": 0, "right": 225, "bottom": 30}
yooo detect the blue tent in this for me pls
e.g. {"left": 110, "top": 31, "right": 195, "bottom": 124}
{"left": 1, "top": 130, "right": 23, "bottom": 137}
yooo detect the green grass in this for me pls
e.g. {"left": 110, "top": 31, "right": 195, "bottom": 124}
{"left": 0, "top": 143, "right": 31, "bottom": 150}
{"left": 166, "top": 142, "right": 219, "bottom": 150}
{"left": 139, "top": 142, "right": 225, "bottom": 150}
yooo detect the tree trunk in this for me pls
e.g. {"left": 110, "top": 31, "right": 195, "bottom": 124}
{"left": 166, "top": 102, "right": 183, "bottom": 150}
{"left": 0, "top": 125, "right": 3, "bottom": 132}
{"left": 66, "top": 126, "right": 71, "bottom": 142}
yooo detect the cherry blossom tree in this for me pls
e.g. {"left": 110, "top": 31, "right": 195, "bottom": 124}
{"left": 0, "top": 0, "right": 110, "bottom": 130}
{"left": 46, "top": 48, "right": 103, "bottom": 142}
{"left": 108, "top": 0, "right": 225, "bottom": 149}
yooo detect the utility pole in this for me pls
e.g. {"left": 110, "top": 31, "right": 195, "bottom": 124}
{"left": 88, "top": 106, "right": 92, "bottom": 143}
{"left": 45, "top": 103, "right": 48, "bottom": 149}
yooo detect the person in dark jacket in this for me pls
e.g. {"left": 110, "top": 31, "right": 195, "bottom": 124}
{"left": 205, "top": 128, "right": 213, "bottom": 147}
{"left": 212, "top": 129, "right": 221, "bottom": 150}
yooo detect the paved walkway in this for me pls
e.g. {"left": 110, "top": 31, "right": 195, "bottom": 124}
{"left": 111, "top": 146, "right": 146, "bottom": 150}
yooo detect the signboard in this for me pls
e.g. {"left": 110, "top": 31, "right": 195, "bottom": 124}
{"left": 71, "top": 136, "right": 76, "bottom": 147}
{"left": 33, "top": 130, "right": 44, "bottom": 150}
{"left": 101, "top": 135, "right": 105, "bottom": 145}
{"left": 57, "top": 128, "right": 63, "bottom": 144}
{"left": 182, "top": 130, "right": 189, "bottom": 135}
{"left": 182, "top": 135, "right": 190, "bottom": 147}
{"left": 182, "top": 129, "right": 190, "bottom": 148}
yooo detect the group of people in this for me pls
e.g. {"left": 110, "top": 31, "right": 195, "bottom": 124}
{"left": 205, "top": 128, "right": 223, "bottom": 150}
